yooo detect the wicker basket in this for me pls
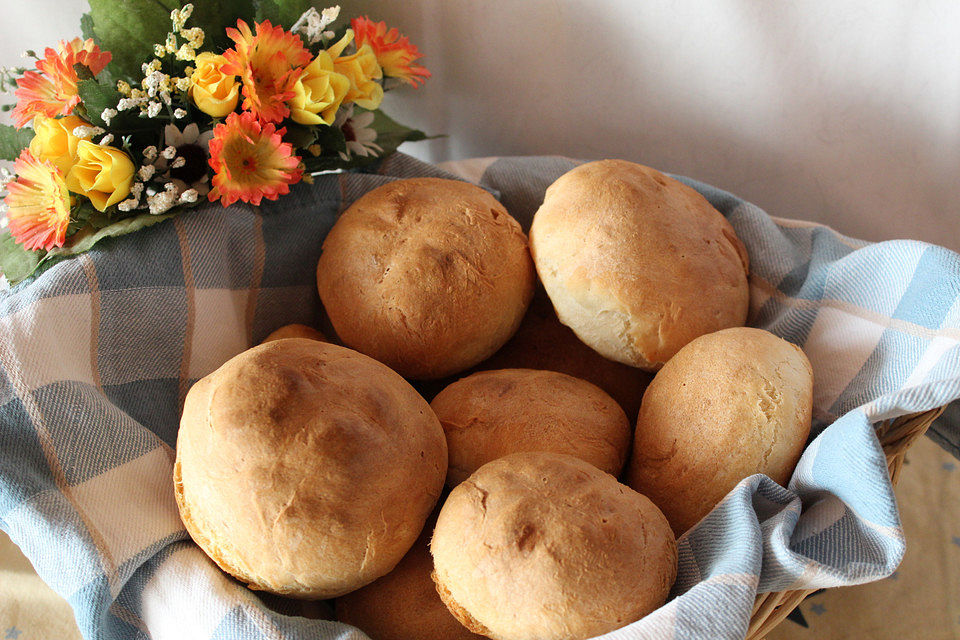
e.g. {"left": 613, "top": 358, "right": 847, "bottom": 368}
{"left": 745, "top": 406, "right": 947, "bottom": 639}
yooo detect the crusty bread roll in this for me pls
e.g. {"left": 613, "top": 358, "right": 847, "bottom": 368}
{"left": 316, "top": 178, "right": 535, "bottom": 380}
{"left": 529, "top": 159, "right": 749, "bottom": 370}
{"left": 627, "top": 327, "right": 813, "bottom": 535}
{"left": 261, "top": 323, "right": 326, "bottom": 343}
{"left": 336, "top": 511, "right": 485, "bottom": 640}
{"left": 174, "top": 339, "right": 447, "bottom": 599}
{"left": 431, "top": 452, "right": 677, "bottom": 640}
{"left": 475, "top": 288, "right": 653, "bottom": 420}
{"left": 431, "top": 369, "right": 631, "bottom": 486}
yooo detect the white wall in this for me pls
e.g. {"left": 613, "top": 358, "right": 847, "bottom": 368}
{"left": 3, "top": 0, "right": 958, "bottom": 251}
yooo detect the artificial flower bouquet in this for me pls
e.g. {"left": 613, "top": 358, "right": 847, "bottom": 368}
{"left": 0, "top": 0, "right": 431, "bottom": 285}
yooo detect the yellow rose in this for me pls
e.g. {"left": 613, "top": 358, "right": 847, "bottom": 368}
{"left": 29, "top": 115, "right": 91, "bottom": 175}
{"left": 289, "top": 51, "right": 351, "bottom": 126}
{"left": 331, "top": 41, "right": 384, "bottom": 110}
{"left": 189, "top": 52, "right": 239, "bottom": 118}
{"left": 65, "top": 141, "right": 135, "bottom": 211}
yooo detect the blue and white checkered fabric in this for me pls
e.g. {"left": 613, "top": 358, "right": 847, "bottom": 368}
{"left": 1, "top": 153, "right": 958, "bottom": 640}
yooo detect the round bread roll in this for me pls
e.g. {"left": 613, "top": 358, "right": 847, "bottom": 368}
{"left": 336, "top": 512, "right": 485, "bottom": 640}
{"left": 317, "top": 177, "right": 536, "bottom": 380}
{"left": 431, "top": 452, "right": 677, "bottom": 640}
{"left": 529, "top": 159, "right": 750, "bottom": 370}
{"left": 627, "top": 327, "right": 813, "bottom": 535}
{"left": 174, "top": 339, "right": 448, "bottom": 599}
{"left": 431, "top": 369, "right": 631, "bottom": 486}
{"left": 261, "top": 323, "right": 327, "bottom": 343}
{"left": 477, "top": 288, "right": 653, "bottom": 420}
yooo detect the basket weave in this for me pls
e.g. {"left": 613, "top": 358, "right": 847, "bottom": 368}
{"left": 745, "top": 406, "right": 947, "bottom": 639}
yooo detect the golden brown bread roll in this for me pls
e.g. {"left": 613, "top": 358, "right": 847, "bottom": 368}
{"left": 627, "top": 327, "right": 813, "bottom": 535}
{"left": 431, "top": 452, "right": 677, "bottom": 640}
{"left": 431, "top": 369, "right": 631, "bottom": 486}
{"left": 336, "top": 511, "right": 485, "bottom": 640}
{"left": 529, "top": 159, "right": 749, "bottom": 371}
{"left": 261, "top": 323, "right": 327, "bottom": 343}
{"left": 174, "top": 339, "right": 447, "bottom": 599}
{"left": 316, "top": 177, "right": 536, "bottom": 379}
{"left": 476, "top": 287, "right": 653, "bottom": 420}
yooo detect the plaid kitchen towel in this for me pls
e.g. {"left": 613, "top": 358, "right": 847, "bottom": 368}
{"left": 1, "top": 153, "right": 958, "bottom": 640}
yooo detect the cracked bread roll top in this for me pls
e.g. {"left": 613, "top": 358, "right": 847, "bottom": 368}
{"left": 317, "top": 177, "right": 536, "bottom": 380}
{"left": 431, "top": 368, "right": 631, "bottom": 486}
{"left": 627, "top": 327, "right": 813, "bottom": 535}
{"left": 431, "top": 452, "right": 677, "bottom": 640}
{"left": 529, "top": 159, "right": 750, "bottom": 371}
{"left": 174, "top": 339, "right": 447, "bottom": 599}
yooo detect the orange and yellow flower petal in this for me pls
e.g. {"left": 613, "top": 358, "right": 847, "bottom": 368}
{"left": 11, "top": 38, "right": 111, "bottom": 128}
{"left": 351, "top": 16, "right": 430, "bottom": 87}
{"left": 222, "top": 19, "right": 312, "bottom": 123}
{"left": 289, "top": 51, "right": 350, "bottom": 126}
{"left": 207, "top": 111, "right": 303, "bottom": 207}
{"left": 5, "top": 150, "right": 72, "bottom": 251}
{"left": 326, "top": 30, "right": 383, "bottom": 110}
{"left": 29, "top": 114, "right": 91, "bottom": 175}
{"left": 65, "top": 141, "right": 135, "bottom": 212}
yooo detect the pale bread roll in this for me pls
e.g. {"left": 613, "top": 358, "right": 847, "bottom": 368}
{"left": 627, "top": 327, "right": 813, "bottom": 535}
{"left": 174, "top": 339, "right": 447, "bottom": 598}
{"left": 261, "top": 323, "right": 327, "bottom": 343}
{"left": 475, "top": 288, "right": 653, "bottom": 420}
{"left": 529, "top": 159, "right": 749, "bottom": 370}
{"left": 431, "top": 369, "right": 631, "bottom": 486}
{"left": 431, "top": 452, "right": 677, "bottom": 640}
{"left": 336, "top": 512, "right": 485, "bottom": 640}
{"left": 317, "top": 178, "right": 535, "bottom": 379}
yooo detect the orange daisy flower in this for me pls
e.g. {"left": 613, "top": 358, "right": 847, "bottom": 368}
{"left": 351, "top": 16, "right": 430, "bottom": 87}
{"left": 5, "top": 150, "right": 72, "bottom": 251}
{"left": 11, "top": 38, "right": 111, "bottom": 128}
{"left": 222, "top": 20, "right": 312, "bottom": 123}
{"left": 207, "top": 111, "right": 303, "bottom": 207}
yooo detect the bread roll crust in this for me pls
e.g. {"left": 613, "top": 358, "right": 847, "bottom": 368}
{"left": 529, "top": 159, "right": 749, "bottom": 370}
{"left": 431, "top": 452, "right": 677, "bottom": 640}
{"left": 317, "top": 177, "right": 535, "bottom": 379}
{"left": 431, "top": 368, "right": 631, "bottom": 486}
{"left": 174, "top": 339, "right": 448, "bottom": 599}
{"left": 627, "top": 327, "right": 814, "bottom": 535}
{"left": 261, "top": 323, "right": 327, "bottom": 343}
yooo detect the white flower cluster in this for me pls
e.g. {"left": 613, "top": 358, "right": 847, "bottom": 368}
{"left": 118, "top": 125, "right": 212, "bottom": 215}
{"left": 292, "top": 5, "right": 340, "bottom": 44}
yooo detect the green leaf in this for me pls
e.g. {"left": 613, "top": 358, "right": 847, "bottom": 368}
{"left": 0, "top": 232, "right": 43, "bottom": 285}
{"left": 190, "top": 1, "right": 255, "bottom": 53}
{"left": 314, "top": 122, "right": 347, "bottom": 154}
{"left": 368, "top": 108, "right": 428, "bottom": 155}
{"left": 76, "top": 78, "right": 120, "bottom": 127}
{"left": 283, "top": 122, "right": 318, "bottom": 149}
{"left": 80, "top": 12, "right": 97, "bottom": 42}
{"left": 88, "top": 0, "right": 179, "bottom": 79}
{"left": 44, "top": 211, "right": 179, "bottom": 260}
{"left": 254, "top": 0, "right": 312, "bottom": 28}
{"left": 0, "top": 124, "right": 34, "bottom": 161}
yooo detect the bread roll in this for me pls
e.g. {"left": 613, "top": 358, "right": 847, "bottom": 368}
{"left": 476, "top": 288, "right": 653, "bottom": 419}
{"left": 336, "top": 512, "right": 485, "bottom": 640}
{"left": 174, "top": 339, "right": 447, "bottom": 598}
{"left": 317, "top": 177, "right": 535, "bottom": 379}
{"left": 529, "top": 159, "right": 749, "bottom": 370}
{"left": 431, "top": 452, "right": 677, "bottom": 640}
{"left": 431, "top": 369, "right": 630, "bottom": 486}
{"left": 261, "top": 323, "right": 326, "bottom": 343}
{"left": 627, "top": 327, "right": 813, "bottom": 535}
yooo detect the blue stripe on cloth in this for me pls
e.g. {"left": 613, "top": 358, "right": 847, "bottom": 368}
{"left": 103, "top": 379, "right": 182, "bottom": 447}
{"left": 68, "top": 574, "right": 148, "bottom": 640}
{"left": 823, "top": 241, "right": 924, "bottom": 317}
{"left": 98, "top": 287, "right": 187, "bottom": 386}
{"left": 891, "top": 244, "right": 960, "bottom": 329}
{"left": 0, "top": 396, "right": 52, "bottom": 518}
{"left": 209, "top": 604, "right": 364, "bottom": 640}
{"left": 674, "top": 579, "right": 755, "bottom": 640}
{"left": 92, "top": 220, "right": 184, "bottom": 291}
{"left": 32, "top": 381, "right": 163, "bottom": 485}
{"left": 830, "top": 328, "right": 927, "bottom": 417}
{"left": 181, "top": 206, "right": 259, "bottom": 291}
